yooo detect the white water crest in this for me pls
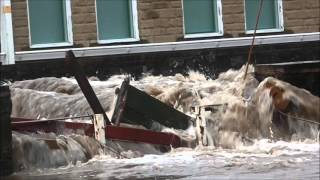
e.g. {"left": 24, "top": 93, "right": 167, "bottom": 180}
{"left": 8, "top": 65, "right": 320, "bottom": 179}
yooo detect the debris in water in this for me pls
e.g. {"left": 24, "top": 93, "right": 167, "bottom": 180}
{"left": 7, "top": 65, "right": 320, "bottom": 172}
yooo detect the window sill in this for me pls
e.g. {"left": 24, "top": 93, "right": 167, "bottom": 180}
{"left": 98, "top": 38, "right": 140, "bottom": 44}
{"left": 30, "top": 42, "right": 73, "bottom": 49}
{"left": 184, "top": 32, "right": 223, "bottom": 39}
{"left": 245, "top": 28, "right": 284, "bottom": 35}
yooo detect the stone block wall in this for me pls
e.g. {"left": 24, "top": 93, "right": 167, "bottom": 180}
{"left": 71, "top": 0, "right": 97, "bottom": 47}
{"left": 137, "top": 0, "right": 183, "bottom": 43}
{"left": 10, "top": 0, "right": 320, "bottom": 51}
{"left": 283, "top": 0, "right": 320, "bottom": 33}
{"left": 11, "top": 0, "right": 99, "bottom": 51}
{"left": 11, "top": 0, "right": 29, "bottom": 51}
{"left": 221, "top": 0, "right": 245, "bottom": 37}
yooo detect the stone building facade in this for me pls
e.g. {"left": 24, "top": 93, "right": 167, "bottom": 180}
{"left": 9, "top": 0, "right": 319, "bottom": 51}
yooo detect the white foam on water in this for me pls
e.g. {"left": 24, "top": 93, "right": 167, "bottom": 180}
{"left": 7, "top": 65, "right": 320, "bottom": 178}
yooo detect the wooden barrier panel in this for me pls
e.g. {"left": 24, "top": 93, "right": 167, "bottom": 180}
{"left": 11, "top": 119, "right": 185, "bottom": 148}
{"left": 111, "top": 79, "right": 192, "bottom": 130}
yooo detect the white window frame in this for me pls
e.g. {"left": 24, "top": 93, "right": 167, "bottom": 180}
{"left": 1, "top": 0, "right": 15, "bottom": 64}
{"left": 244, "top": 0, "right": 284, "bottom": 34}
{"left": 95, "top": 0, "right": 140, "bottom": 44}
{"left": 182, "top": 0, "right": 224, "bottom": 39}
{"left": 26, "top": 0, "right": 73, "bottom": 48}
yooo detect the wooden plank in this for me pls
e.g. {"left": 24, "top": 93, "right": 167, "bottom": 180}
{"left": 254, "top": 60, "right": 320, "bottom": 96}
{"left": 11, "top": 118, "right": 186, "bottom": 148}
{"left": 255, "top": 60, "right": 320, "bottom": 76}
{"left": 111, "top": 80, "right": 192, "bottom": 130}
{"left": 105, "top": 125, "right": 182, "bottom": 148}
{"left": 65, "top": 50, "right": 110, "bottom": 124}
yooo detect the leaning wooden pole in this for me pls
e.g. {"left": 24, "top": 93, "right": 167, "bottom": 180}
{"left": 243, "top": 0, "right": 264, "bottom": 81}
{"left": 65, "top": 50, "right": 110, "bottom": 124}
{"left": 0, "top": 84, "right": 13, "bottom": 176}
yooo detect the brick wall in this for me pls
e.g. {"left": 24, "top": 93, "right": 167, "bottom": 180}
{"left": 10, "top": 0, "right": 320, "bottom": 51}
{"left": 137, "top": 0, "right": 183, "bottom": 43}
{"left": 11, "top": 0, "right": 98, "bottom": 51}
{"left": 221, "top": 0, "right": 320, "bottom": 37}
{"left": 221, "top": 0, "right": 245, "bottom": 37}
{"left": 283, "top": 0, "right": 320, "bottom": 33}
{"left": 71, "top": 0, "right": 97, "bottom": 47}
{"left": 11, "top": 0, "right": 29, "bottom": 51}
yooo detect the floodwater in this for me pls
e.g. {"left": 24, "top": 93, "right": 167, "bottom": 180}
{"left": 6, "top": 140, "right": 320, "bottom": 180}
{"left": 4, "top": 65, "right": 320, "bottom": 179}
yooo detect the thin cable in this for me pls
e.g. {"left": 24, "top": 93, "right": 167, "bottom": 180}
{"left": 277, "top": 109, "right": 320, "bottom": 125}
{"left": 243, "top": 0, "right": 264, "bottom": 81}
{"left": 12, "top": 114, "right": 94, "bottom": 123}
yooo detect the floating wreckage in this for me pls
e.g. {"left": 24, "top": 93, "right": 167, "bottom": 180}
{"left": 10, "top": 51, "right": 193, "bottom": 149}
{"left": 1, "top": 51, "right": 319, "bottom": 175}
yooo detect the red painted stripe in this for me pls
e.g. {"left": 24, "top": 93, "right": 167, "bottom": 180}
{"left": 11, "top": 118, "right": 183, "bottom": 147}
{"left": 106, "top": 125, "right": 181, "bottom": 148}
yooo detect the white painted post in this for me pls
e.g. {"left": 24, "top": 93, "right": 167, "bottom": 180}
{"left": 200, "top": 108, "right": 208, "bottom": 146}
{"left": 93, "top": 114, "right": 106, "bottom": 144}
{"left": 195, "top": 106, "right": 203, "bottom": 147}
{"left": 1, "top": 0, "right": 15, "bottom": 65}
{"left": 195, "top": 106, "right": 209, "bottom": 147}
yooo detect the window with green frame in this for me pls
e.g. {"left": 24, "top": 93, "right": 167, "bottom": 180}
{"left": 183, "top": 0, "right": 223, "bottom": 37}
{"left": 96, "top": 0, "right": 138, "bottom": 42}
{"left": 28, "top": 0, "right": 72, "bottom": 46}
{"left": 245, "top": 0, "right": 283, "bottom": 32}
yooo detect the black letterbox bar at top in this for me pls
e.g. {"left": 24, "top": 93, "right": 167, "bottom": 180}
{"left": 111, "top": 79, "right": 191, "bottom": 130}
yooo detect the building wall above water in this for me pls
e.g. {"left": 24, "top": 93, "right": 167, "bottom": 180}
{"left": 10, "top": 0, "right": 319, "bottom": 52}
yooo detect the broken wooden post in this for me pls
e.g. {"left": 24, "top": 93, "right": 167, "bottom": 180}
{"left": 195, "top": 106, "right": 208, "bottom": 146}
{"left": 0, "top": 85, "right": 13, "bottom": 176}
{"left": 111, "top": 79, "right": 192, "bottom": 130}
{"left": 93, "top": 114, "right": 106, "bottom": 144}
{"left": 195, "top": 106, "right": 203, "bottom": 146}
{"left": 65, "top": 50, "right": 110, "bottom": 124}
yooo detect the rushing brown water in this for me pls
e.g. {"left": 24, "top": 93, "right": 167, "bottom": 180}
{"left": 5, "top": 65, "right": 320, "bottom": 179}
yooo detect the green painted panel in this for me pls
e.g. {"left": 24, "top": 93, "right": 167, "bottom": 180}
{"left": 28, "top": 0, "right": 67, "bottom": 45}
{"left": 111, "top": 82, "right": 191, "bottom": 130}
{"left": 183, "top": 0, "right": 218, "bottom": 34}
{"left": 245, "top": 0, "right": 278, "bottom": 30}
{"left": 96, "top": 0, "right": 133, "bottom": 40}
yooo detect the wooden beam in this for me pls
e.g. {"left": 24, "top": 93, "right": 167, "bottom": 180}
{"left": 11, "top": 118, "right": 186, "bottom": 148}
{"left": 111, "top": 79, "right": 193, "bottom": 130}
{"left": 65, "top": 50, "right": 110, "bottom": 124}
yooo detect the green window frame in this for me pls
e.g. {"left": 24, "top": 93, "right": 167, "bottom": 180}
{"left": 96, "top": 0, "right": 139, "bottom": 43}
{"left": 27, "top": 0, "right": 73, "bottom": 48}
{"left": 182, "top": 0, "right": 223, "bottom": 38}
{"left": 244, "top": 0, "right": 284, "bottom": 34}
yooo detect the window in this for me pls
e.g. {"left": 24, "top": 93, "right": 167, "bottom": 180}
{"left": 95, "top": 0, "right": 139, "bottom": 43}
{"left": 244, "top": 0, "right": 284, "bottom": 34}
{"left": 182, "top": 0, "right": 223, "bottom": 38}
{"left": 27, "top": 0, "right": 73, "bottom": 48}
